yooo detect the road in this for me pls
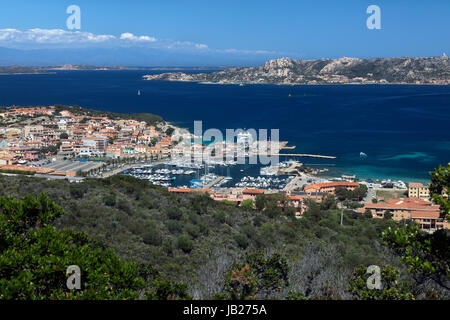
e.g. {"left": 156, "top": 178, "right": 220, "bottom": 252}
{"left": 364, "top": 186, "right": 377, "bottom": 203}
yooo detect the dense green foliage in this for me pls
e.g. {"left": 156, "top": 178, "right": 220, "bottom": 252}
{"left": 0, "top": 174, "right": 413, "bottom": 299}
{"left": 429, "top": 163, "right": 450, "bottom": 219}
{"left": 335, "top": 185, "right": 368, "bottom": 202}
{"left": 349, "top": 265, "right": 414, "bottom": 300}
{"left": 0, "top": 168, "right": 448, "bottom": 300}
{"left": 0, "top": 169, "right": 35, "bottom": 176}
{"left": 381, "top": 224, "right": 449, "bottom": 296}
{"left": 0, "top": 194, "right": 146, "bottom": 299}
{"left": 53, "top": 105, "right": 163, "bottom": 126}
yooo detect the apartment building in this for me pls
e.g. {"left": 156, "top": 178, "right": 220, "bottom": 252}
{"left": 408, "top": 182, "right": 430, "bottom": 200}
{"left": 362, "top": 198, "right": 447, "bottom": 231}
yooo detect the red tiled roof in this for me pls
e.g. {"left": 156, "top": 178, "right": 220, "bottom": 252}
{"left": 409, "top": 211, "right": 441, "bottom": 219}
{"left": 242, "top": 189, "right": 265, "bottom": 195}
{"left": 304, "top": 182, "right": 359, "bottom": 191}
{"left": 365, "top": 198, "right": 440, "bottom": 211}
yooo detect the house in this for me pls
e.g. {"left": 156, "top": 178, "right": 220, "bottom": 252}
{"left": 408, "top": 182, "right": 430, "bottom": 200}
{"left": 242, "top": 189, "right": 265, "bottom": 201}
{"left": 24, "top": 150, "right": 39, "bottom": 161}
{"left": 81, "top": 136, "right": 108, "bottom": 155}
{"left": 361, "top": 198, "right": 447, "bottom": 231}
{"left": 79, "top": 147, "right": 92, "bottom": 157}
{"left": 0, "top": 154, "right": 16, "bottom": 165}
{"left": 303, "top": 182, "right": 359, "bottom": 195}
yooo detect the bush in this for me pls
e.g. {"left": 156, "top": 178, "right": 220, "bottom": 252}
{"left": 233, "top": 233, "right": 249, "bottom": 249}
{"left": 221, "top": 199, "right": 235, "bottom": 206}
{"left": 241, "top": 199, "right": 254, "bottom": 210}
{"left": 69, "top": 184, "right": 86, "bottom": 199}
{"left": 213, "top": 211, "right": 226, "bottom": 224}
{"left": 166, "top": 207, "right": 183, "bottom": 220}
{"left": 142, "top": 225, "right": 162, "bottom": 246}
{"left": 117, "top": 199, "right": 132, "bottom": 215}
{"left": 166, "top": 220, "right": 183, "bottom": 234}
{"left": 176, "top": 235, "right": 194, "bottom": 253}
{"left": 103, "top": 193, "right": 116, "bottom": 206}
{"left": 240, "top": 224, "right": 255, "bottom": 239}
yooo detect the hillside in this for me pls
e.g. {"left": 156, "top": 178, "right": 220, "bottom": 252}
{"left": 0, "top": 174, "right": 415, "bottom": 299}
{"left": 144, "top": 56, "right": 450, "bottom": 85}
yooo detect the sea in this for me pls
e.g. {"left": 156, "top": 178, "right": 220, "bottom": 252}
{"left": 1, "top": 70, "right": 449, "bottom": 182}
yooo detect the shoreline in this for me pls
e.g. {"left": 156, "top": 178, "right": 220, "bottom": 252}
{"left": 145, "top": 78, "right": 450, "bottom": 86}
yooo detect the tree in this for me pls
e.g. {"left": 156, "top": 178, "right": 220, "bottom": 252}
{"left": 145, "top": 279, "right": 192, "bottom": 300}
{"left": 383, "top": 210, "right": 393, "bottom": 220}
{"left": 176, "top": 234, "right": 194, "bottom": 253}
{"left": 320, "top": 194, "right": 337, "bottom": 210}
{"left": 255, "top": 195, "right": 266, "bottom": 211}
{"left": 355, "top": 184, "right": 368, "bottom": 201}
{"left": 241, "top": 199, "right": 254, "bottom": 211}
{"left": 233, "top": 233, "right": 249, "bottom": 249}
{"left": 335, "top": 187, "right": 349, "bottom": 201}
{"left": 60, "top": 132, "right": 69, "bottom": 140}
{"left": 363, "top": 209, "right": 373, "bottom": 219}
{"left": 381, "top": 224, "right": 450, "bottom": 294}
{"left": 221, "top": 251, "right": 289, "bottom": 299}
{"left": 429, "top": 163, "right": 450, "bottom": 219}
{"left": 0, "top": 194, "right": 146, "bottom": 299}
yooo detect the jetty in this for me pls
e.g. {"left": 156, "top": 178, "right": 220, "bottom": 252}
{"left": 254, "top": 153, "right": 336, "bottom": 159}
{"left": 204, "top": 175, "right": 226, "bottom": 189}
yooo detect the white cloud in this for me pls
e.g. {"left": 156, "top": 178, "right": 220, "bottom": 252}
{"left": 0, "top": 28, "right": 115, "bottom": 46}
{"left": 221, "top": 48, "right": 276, "bottom": 55}
{"left": 119, "top": 32, "right": 156, "bottom": 42}
{"left": 0, "top": 28, "right": 286, "bottom": 57}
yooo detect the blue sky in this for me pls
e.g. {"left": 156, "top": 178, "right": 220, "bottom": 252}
{"left": 0, "top": 0, "right": 449, "bottom": 65}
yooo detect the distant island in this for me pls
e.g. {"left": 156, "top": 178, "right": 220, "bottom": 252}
{"left": 0, "top": 65, "right": 224, "bottom": 75}
{"left": 143, "top": 56, "right": 450, "bottom": 85}
{"left": 0, "top": 65, "right": 139, "bottom": 74}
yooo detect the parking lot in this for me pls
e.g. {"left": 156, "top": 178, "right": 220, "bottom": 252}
{"left": 38, "top": 159, "right": 103, "bottom": 173}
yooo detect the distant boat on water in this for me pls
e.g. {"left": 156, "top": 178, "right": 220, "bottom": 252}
{"left": 137, "top": 90, "right": 141, "bottom": 96}
{"left": 360, "top": 152, "right": 368, "bottom": 158}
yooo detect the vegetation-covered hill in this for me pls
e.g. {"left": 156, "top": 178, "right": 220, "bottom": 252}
{"left": 3, "top": 162, "right": 450, "bottom": 299}
{"left": 0, "top": 174, "right": 429, "bottom": 299}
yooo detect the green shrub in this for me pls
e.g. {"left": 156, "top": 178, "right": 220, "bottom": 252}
{"left": 185, "top": 223, "right": 201, "bottom": 239}
{"left": 142, "top": 226, "right": 162, "bottom": 246}
{"left": 213, "top": 211, "right": 226, "bottom": 224}
{"left": 233, "top": 233, "right": 249, "bottom": 249}
{"left": 103, "top": 193, "right": 116, "bottom": 206}
{"left": 166, "top": 207, "right": 183, "bottom": 220}
{"left": 166, "top": 220, "right": 183, "bottom": 234}
{"left": 176, "top": 235, "right": 194, "bottom": 253}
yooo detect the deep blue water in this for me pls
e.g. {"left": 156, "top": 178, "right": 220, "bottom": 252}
{"left": 1, "top": 70, "right": 449, "bottom": 182}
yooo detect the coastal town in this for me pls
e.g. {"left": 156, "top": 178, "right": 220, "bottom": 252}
{"left": 0, "top": 105, "right": 448, "bottom": 232}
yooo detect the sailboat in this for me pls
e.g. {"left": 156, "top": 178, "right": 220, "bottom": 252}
{"left": 137, "top": 90, "right": 141, "bottom": 96}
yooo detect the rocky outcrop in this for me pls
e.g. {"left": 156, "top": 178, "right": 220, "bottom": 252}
{"left": 143, "top": 56, "right": 450, "bottom": 85}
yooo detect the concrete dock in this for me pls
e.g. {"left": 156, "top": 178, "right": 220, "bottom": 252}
{"left": 204, "top": 175, "right": 226, "bottom": 189}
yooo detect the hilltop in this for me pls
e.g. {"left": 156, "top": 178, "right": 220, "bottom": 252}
{"left": 144, "top": 56, "right": 450, "bottom": 85}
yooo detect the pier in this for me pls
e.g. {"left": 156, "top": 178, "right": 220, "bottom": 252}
{"left": 253, "top": 153, "right": 336, "bottom": 159}
{"left": 204, "top": 175, "right": 226, "bottom": 189}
